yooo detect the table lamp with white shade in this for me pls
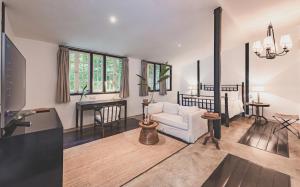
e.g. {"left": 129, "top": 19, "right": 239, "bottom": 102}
{"left": 188, "top": 85, "right": 197, "bottom": 95}
{"left": 252, "top": 86, "right": 264, "bottom": 103}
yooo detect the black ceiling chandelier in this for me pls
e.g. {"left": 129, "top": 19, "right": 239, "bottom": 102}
{"left": 252, "top": 23, "right": 292, "bottom": 59}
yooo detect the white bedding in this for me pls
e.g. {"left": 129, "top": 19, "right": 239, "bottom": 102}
{"left": 183, "top": 95, "right": 244, "bottom": 118}
{"left": 222, "top": 99, "right": 244, "bottom": 118}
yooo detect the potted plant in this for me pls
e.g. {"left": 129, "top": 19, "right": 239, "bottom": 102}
{"left": 137, "top": 63, "right": 170, "bottom": 125}
{"left": 136, "top": 62, "right": 170, "bottom": 103}
{"left": 79, "top": 85, "right": 89, "bottom": 102}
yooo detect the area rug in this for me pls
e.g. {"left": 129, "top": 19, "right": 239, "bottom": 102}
{"left": 202, "top": 154, "right": 291, "bottom": 187}
{"left": 63, "top": 128, "right": 187, "bottom": 187}
{"left": 238, "top": 121, "right": 289, "bottom": 157}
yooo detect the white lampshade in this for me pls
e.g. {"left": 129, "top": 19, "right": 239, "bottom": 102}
{"left": 280, "top": 34, "right": 293, "bottom": 49}
{"left": 188, "top": 85, "right": 197, "bottom": 90}
{"left": 252, "top": 41, "right": 263, "bottom": 53}
{"left": 263, "top": 36, "right": 275, "bottom": 50}
{"left": 252, "top": 86, "right": 264, "bottom": 92}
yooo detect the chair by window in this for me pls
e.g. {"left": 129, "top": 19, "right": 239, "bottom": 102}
{"left": 94, "top": 105, "right": 122, "bottom": 133}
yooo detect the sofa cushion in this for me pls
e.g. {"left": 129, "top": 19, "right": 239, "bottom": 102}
{"left": 178, "top": 106, "right": 199, "bottom": 123}
{"left": 163, "top": 102, "right": 179, "bottom": 115}
{"left": 152, "top": 113, "right": 188, "bottom": 130}
{"left": 148, "top": 102, "right": 163, "bottom": 114}
{"left": 178, "top": 106, "right": 199, "bottom": 116}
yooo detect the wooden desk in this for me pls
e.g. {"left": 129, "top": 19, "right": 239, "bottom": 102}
{"left": 76, "top": 99, "right": 127, "bottom": 131}
{"left": 247, "top": 102, "right": 270, "bottom": 124}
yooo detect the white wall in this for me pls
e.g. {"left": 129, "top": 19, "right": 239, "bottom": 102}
{"left": 248, "top": 26, "right": 300, "bottom": 118}
{"left": 4, "top": 7, "right": 172, "bottom": 129}
{"left": 14, "top": 37, "right": 172, "bottom": 129}
{"left": 171, "top": 24, "right": 300, "bottom": 119}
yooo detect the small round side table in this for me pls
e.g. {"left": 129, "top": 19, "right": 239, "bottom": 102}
{"left": 247, "top": 102, "right": 270, "bottom": 124}
{"left": 201, "top": 114, "right": 221, "bottom": 150}
{"left": 139, "top": 121, "right": 159, "bottom": 145}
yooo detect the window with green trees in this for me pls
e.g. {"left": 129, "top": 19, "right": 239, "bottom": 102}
{"left": 69, "top": 49, "right": 123, "bottom": 94}
{"left": 145, "top": 61, "right": 172, "bottom": 92}
{"left": 69, "top": 51, "right": 90, "bottom": 93}
{"left": 106, "top": 56, "right": 123, "bottom": 92}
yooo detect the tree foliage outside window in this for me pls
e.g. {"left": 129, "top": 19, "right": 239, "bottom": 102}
{"left": 93, "top": 54, "right": 104, "bottom": 92}
{"left": 69, "top": 51, "right": 90, "bottom": 94}
{"left": 145, "top": 62, "right": 172, "bottom": 92}
{"left": 106, "top": 56, "right": 122, "bottom": 92}
{"left": 68, "top": 49, "right": 123, "bottom": 95}
{"left": 147, "top": 64, "right": 155, "bottom": 91}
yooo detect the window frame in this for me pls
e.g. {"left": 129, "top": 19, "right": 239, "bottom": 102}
{"left": 144, "top": 60, "right": 172, "bottom": 92}
{"left": 66, "top": 46, "right": 125, "bottom": 95}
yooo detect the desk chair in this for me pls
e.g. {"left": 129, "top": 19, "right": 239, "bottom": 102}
{"left": 94, "top": 104, "right": 122, "bottom": 135}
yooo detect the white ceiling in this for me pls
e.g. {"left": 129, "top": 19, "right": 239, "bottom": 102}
{"left": 6, "top": 0, "right": 300, "bottom": 61}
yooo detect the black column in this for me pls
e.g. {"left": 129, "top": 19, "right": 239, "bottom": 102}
{"left": 197, "top": 60, "right": 200, "bottom": 97}
{"left": 213, "top": 7, "right": 222, "bottom": 139}
{"left": 1, "top": 2, "right": 5, "bottom": 33}
{"left": 0, "top": 2, "right": 4, "bottom": 137}
{"left": 245, "top": 43, "right": 250, "bottom": 114}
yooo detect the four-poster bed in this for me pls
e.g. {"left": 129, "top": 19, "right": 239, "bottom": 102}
{"left": 177, "top": 82, "right": 245, "bottom": 127}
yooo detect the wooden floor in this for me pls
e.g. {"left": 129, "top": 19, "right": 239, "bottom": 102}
{"left": 202, "top": 154, "right": 291, "bottom": 187}
{"left": 125, "top": 118, "right": 300, "bottom": 187}
{"left": 239, "top": 121, "right": 289, "bottom": 157}
{"left": 63, "top": 118, "right": 139, "bottom": 149}
{"left": 63, "top": 128, "right": 187, "bottom": 187}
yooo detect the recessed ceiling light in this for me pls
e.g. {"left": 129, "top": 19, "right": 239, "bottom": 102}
{"left": 109, "top": 16, "right": 117, "bottom": 24}
{"left": 177, "top": 43, "right": 182, "bottom": 48}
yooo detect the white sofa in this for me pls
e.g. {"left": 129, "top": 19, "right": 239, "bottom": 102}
{"left": 147, "top": 102, "right": 208, "bottom": 143}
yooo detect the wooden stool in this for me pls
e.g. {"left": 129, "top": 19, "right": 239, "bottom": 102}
{"left": 139, "top": 121, "right": 159, "bottom": 145}
{"left": 201, "top": 114, "right": 221, "bottom": 150}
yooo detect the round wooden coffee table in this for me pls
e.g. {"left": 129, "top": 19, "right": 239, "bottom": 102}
{"left": 139, "top": 121, "right": 159, "bottom": 145}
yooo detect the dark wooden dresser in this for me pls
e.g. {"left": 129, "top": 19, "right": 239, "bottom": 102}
{"left": 0, "top": 108, "right": 63, "bottom": 187}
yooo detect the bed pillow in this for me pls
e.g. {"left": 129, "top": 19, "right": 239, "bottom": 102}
{"left": 148, "top": 102, "right": 164, "bottom": 114}
{"left": 200, "top": 90, "right": 214, "bottom": 96}
{"left": 226, "top": 91, "right": 239, "bottom": 100}
{"left": 163, "top": 102, "right": 179, "bottom": 115}
{"left": 221, "top": 91, "right": 240, "bottom": 100}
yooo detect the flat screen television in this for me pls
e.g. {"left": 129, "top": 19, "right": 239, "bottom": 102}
{"left": 0, "top": 33, "right": 26, "bottom": 134}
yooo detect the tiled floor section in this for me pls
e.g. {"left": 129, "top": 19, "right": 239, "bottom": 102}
{"left": 239, "top": 121, "right": 289, "bottom": 157}
{"left": 124, "top": 118, "right": 300, "bottom": 187}
{"left": 202, "top": 154, "right": 291, "bottom": 187}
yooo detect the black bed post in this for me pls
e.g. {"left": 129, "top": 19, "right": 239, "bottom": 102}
{"left": 225, "top": 93, "right": 229, "bottom": 127}
{"left": 213, "top": 7, "right": 222, "bottom": 140}
{"left": 242, "top": 82, "right": 245, "bottom": 116}
{"left": 177, "top": 91, "right": 180, "bottom": 105}
{"left": 1, "top": 2, "right": 5, "bottom": 33}
{"left": 245, "top": 43, "right": 250, "bottom": 115}
{"left": 197, "top": 60, "right": 200, "bottom": 97}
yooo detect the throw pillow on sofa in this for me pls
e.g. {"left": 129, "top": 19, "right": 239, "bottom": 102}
{"left": 148, "top": 102, "right": 164, "bottom": 114}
